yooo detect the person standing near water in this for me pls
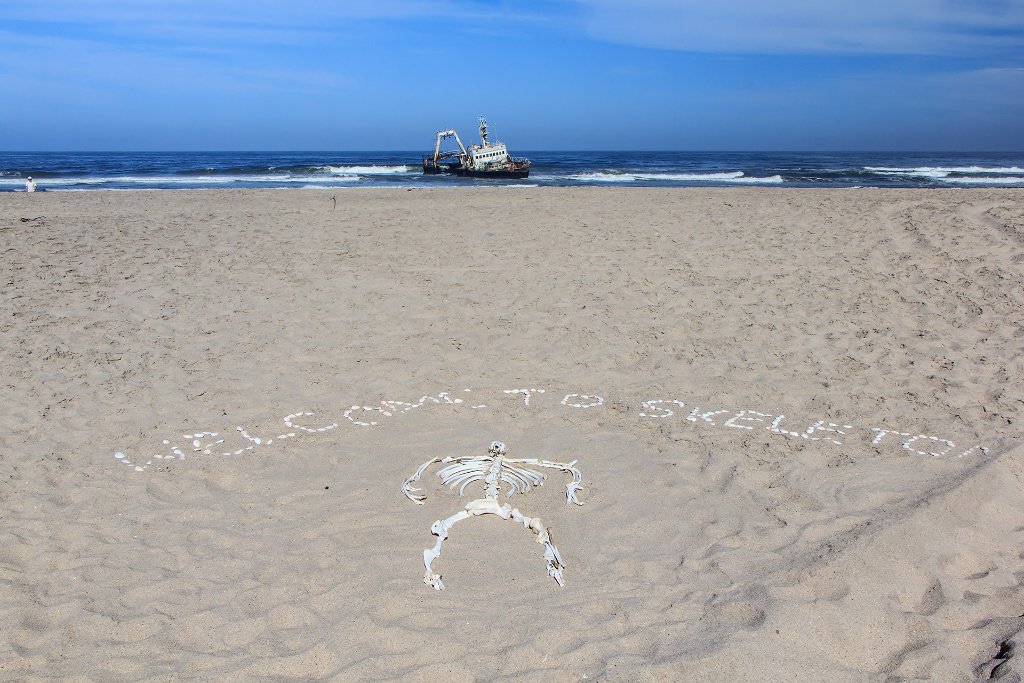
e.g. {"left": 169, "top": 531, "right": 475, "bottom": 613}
{"left": 25, "top": 176, "right": 36, "bottom": 192}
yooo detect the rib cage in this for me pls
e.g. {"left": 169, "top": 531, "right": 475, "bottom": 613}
{"left": 437, "top": 457, "right": 547, "bottom": 498}
{"left": 403, "top": 452, "right": 583, "bottom": 505}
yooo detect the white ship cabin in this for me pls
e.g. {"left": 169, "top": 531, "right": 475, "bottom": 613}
{"left": 468, "top": 143, "right": 510, "bottom": 169}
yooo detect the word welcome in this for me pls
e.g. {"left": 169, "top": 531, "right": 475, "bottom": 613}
{"left": 112, "top": 387, "right": 990, "bottom": 473}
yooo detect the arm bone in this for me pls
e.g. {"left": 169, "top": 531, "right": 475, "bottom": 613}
{"left": 402, "top": 457, "right": 441, "bottom": 504}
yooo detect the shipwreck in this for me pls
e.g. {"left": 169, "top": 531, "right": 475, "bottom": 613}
{"left": 422, "top": 117, "right": 531, "bottom": 179}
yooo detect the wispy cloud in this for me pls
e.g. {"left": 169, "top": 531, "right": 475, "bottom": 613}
{"left": 0, "top": 0, "right": 548, "bottom": 90}
{"left": 0, "top": 1, "right": 547, "bottom": 46}
{"left": 567, "top": 0, "right": 1024, "bottom": 57}
{"left": 0, "top": 29, "right": 351, "bottom": 103}
{"left": 6, "top": 1, "right": 1021, "bottom": 66}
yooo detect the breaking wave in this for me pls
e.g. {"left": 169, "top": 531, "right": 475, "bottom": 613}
{"left": 322, "top": 165, "right": 417, "bottom": 175}
{"left": 866, "top": 166, "right": 1024, "bottom": 178}
{"left": 567, "top": 171, "right": 783, "bottom": 184}
{"left": 722, "top": 174, "right": 785, "bottom": 184}
{"left": 938, "top": 176, "right": 1024, "bottom": 185}
{"left": 2, "top": 174, "right": 361, "bottom": 188}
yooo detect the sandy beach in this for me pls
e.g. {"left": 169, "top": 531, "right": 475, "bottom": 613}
{"left": 1, "top": 187, "right": 1022, "bottom": 680}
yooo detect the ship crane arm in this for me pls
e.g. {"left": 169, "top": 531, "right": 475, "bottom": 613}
{"left": 434, "top": 129, "right": 467, "bottom": 164}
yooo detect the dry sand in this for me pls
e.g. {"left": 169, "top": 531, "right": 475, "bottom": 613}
{"left": 1, "top": 187, "right": 1022, "bottom": 681}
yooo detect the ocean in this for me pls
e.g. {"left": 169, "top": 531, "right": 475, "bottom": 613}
{"left": 1, "top": 151, "right": 1023, "bottom": 191}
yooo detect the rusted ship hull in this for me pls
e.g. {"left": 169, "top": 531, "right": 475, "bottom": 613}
{"left": 422, "top": 157, "right": 530, "bottom": 179}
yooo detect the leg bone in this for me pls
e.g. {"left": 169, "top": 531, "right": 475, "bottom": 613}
{"left": 511, "top": 508, "right": 566, "bottom": 586}
{"left": 423, "top": 509, "right": 470, "bottom": 590}
{"left": 422, "top": 500, "right": 511, "bottom": 590}
{"left": 422, "top": 500, "right": 568, "bottom": 590}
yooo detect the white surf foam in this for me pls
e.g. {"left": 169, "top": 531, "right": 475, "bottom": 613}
{"left": 7, "top": 174, "right": 362, "bottom": 188}
{"left": 938, "top": 176, "right": 1024, "bottom": 185}
{"left": 323, "top": 165, "right": 416, "bottom": 175}
{"left": 634, "top": 171, "right": 746, "bottom": 181}
{"left": 565, "top": 172, "right": 630, "bottom": 182}
{"left": 866, "top": 168, "right": 950, "bottom": 178}
{"left": 567, "top": 170, "right": 782, "bottom": 184}
{"left": 724, "top": 174, "right": 785, "bottom": 184}
{"left": 866, "top": 166, "right": 1024, "bottom": 177}
{"left": 280, "top": 175, "right": 360, "bottom": 184}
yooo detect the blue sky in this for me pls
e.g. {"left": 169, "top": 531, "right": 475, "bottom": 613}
{"left": 1, "top": 0, "right": 1022, "bottom": 150}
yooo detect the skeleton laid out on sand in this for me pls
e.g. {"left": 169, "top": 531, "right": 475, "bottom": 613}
{"left": 402, "top": 441, "right": 584, "bottom": 590}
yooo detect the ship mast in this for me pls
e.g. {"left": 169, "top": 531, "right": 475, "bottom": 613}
{"left": 478, "top": 116, "right": 489, "bottom": 145}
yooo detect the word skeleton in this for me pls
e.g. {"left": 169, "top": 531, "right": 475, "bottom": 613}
{"left": 402, "top": 441, "right": 584, "bottom": 590}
